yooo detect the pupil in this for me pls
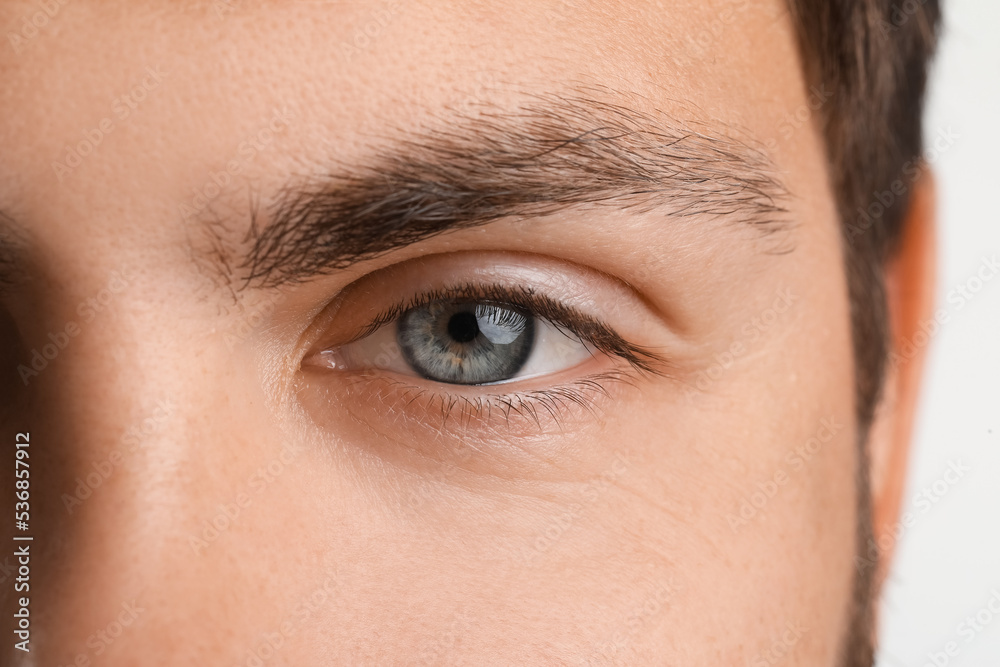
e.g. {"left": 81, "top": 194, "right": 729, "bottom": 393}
{"left": 447, "top": 311, "right": 480, "bottom": 343}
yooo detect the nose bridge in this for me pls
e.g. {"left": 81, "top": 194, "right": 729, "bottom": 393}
{"left": 30, "top": 270, "right": 181, "bottom": 534}
{"left": 16, "top": 253, "right": 225, "bottom": 655}
{"left": 60, "top": 391, "right": 177, "bottom": 518}
{"left": 6, "top": 313, "right": 150, "bottom": 664}
{"left": 24, "top": 251, "right": 316, "bottom": 662}
{"left": 7, "top": 201, "right": 311, "bottom": 659}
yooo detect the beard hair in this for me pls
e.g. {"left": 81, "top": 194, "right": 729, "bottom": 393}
{"left": 839, "top": 431, "right": 878, "bottom": 667}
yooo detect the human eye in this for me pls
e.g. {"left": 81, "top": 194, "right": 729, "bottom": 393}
{"left": 310, "top": 282, "right": 656, "bottom": 386}
{"left": 297, "top": 251, "right": 670, "bottom": 439}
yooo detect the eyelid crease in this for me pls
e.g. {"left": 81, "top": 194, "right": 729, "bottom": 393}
{"left": 341, "top": 281, "right": 672, "bottom": 377}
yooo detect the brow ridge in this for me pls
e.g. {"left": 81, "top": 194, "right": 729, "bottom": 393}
{"left": 241, "top": 92, "right": 790, "bottom": 288}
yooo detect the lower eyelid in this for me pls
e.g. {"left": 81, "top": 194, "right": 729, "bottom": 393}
{"left": 302, "top": 366, "right": 639, "bottom": 450}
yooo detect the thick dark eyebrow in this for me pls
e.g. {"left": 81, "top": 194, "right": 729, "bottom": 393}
{"left": 242, "top": 93, "right": 790, "bottom": 288}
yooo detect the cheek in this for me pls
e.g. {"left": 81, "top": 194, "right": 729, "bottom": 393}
{"left": 541, "top": 403, "right": 857, "bottom": 663}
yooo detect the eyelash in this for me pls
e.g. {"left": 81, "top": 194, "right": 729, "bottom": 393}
{"left": 343, "top": 370, "right": 638, "bottom": 431}
{"left": 329, "top": 282, "right": 670, "bottom": 430}
{"left": 351, "top": 282, "right": 668, "bottom": 375}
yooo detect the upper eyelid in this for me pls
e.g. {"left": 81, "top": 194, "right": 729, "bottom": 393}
{"left": 350, "top": 283, "right": 599, "bottom": 346}
{"left": 355, "top": 284, "right": 579, "bottom": 337}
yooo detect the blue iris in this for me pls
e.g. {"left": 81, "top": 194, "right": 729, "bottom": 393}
{"left": 396, "top": 300, "right": 536, "bottom": 384}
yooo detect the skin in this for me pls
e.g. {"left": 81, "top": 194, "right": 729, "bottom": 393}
{"left": 0, "top": 0, "right": 934, "bottom": 664}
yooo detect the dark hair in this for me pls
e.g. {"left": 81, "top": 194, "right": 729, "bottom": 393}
{"left": 785, "top": 0, "right": 942, "bottom": 433}
{"left": 784, "top": 3, "right": 942, "bottom": 662}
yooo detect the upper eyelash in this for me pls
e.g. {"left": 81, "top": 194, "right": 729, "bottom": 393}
{"left": 348, "top": 282, "right": 671, "bottom": 376}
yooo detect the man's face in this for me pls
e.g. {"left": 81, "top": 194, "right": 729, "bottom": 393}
{"left": 1, "top": 0, "right": 868, "bottom": 664}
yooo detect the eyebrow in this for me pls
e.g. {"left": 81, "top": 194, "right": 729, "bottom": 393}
{"left": 242, "top": 92, "right": 789, "bottom": 288}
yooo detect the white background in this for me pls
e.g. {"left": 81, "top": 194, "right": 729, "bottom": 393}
{"left": 876, "top": 0, "right": 1000, "bottom": 664}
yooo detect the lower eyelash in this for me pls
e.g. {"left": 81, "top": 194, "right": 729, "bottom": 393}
{"left": 340, "top": 369, "right": 642, "bottom": 435}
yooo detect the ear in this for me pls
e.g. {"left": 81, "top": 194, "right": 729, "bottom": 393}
{"left": 867, "top": 170, "right": 937, "bottom": 588}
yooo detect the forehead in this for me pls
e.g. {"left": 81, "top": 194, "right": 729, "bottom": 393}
{"left": 0, "top": 0, "right": 821, "bottom": 253}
